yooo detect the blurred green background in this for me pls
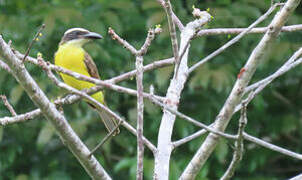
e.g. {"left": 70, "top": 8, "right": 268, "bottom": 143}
{"left": 0, "top": 0, "right": 302, "bottom": 179}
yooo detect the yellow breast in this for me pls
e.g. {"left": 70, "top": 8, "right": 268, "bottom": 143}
{"left": 54, "top": 44, "right": 104, "bottom": 103}
{"left": 55, "top": 44, "right": 87, "bottom": 75}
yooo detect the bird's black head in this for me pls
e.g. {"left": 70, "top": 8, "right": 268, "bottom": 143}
{"left": 60, "top": 28, "right": 102, "bottom": 46}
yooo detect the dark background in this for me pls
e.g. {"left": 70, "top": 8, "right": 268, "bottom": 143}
{"left": 0, "top": 0, "right": 302, "bottom": 179}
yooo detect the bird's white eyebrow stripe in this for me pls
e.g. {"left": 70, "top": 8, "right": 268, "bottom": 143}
{"left": 64, "top": 28, "right": 89, "bottom": 35}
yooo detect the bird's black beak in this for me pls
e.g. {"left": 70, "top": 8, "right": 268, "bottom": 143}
{"left": 83, "top": 32, "right": 103, "bottom": 39}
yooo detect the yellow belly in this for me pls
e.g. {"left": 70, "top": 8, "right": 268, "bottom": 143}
{"left": 54, "top": 44, "right": 104, "bottom": 104}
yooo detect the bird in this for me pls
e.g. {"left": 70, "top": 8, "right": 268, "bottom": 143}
{"left": 54, "top": 28, "right": 120, "bottom": 135}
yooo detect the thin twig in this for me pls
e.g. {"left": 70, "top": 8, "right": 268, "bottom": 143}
{"left": 189, "top": 3, "right": 282, "bottom": 73}
{"left": 108, "top": 27, "right": 137, "bottom": 55}
{"left": 172, "top": 129, "right": 208, "bottom": 148}
{"left": 107, "top": 57, "right": 174, "bottom": 84}
{"left": 196, "top": 24, "right": 302, "bottom": 37}
{"left": 243, "top": 132, "right": 302, "bottom": 160}
{"left": 177, "top": 10, "right": 211, "bottom": 70}
{"left": 89, "top": 120, "right": 122, "bottom": 156}
{"left": 163, "top": 0, "right": 180, "bottom": 78}
{"left": 0, "top": 109, "right": 41, "bottom": 126}
{"left": 234, "top": 49, "right": 302, "bottom": 113}
{"left": 156, "top": 0, "right": 184, "bottom": 30}
{"left": 221, "top": 103, "right": 247, "bottom": 180}
{"left": 0, "top": 95, "right": 17, "bottom": 116}
{"left": 0, "top": 60, "right": 12, "bottom": 73}
{"left": 244, "top": 47, "right": 302, "bottom": 95}
{"left": 173, "top": 120, "right": 302, "bottom": 161}
{"left": 22, "top": 24, "right": 45, "bottom": 62}
{"left": 151, "top": 96, "right": 237, "bottom": 140}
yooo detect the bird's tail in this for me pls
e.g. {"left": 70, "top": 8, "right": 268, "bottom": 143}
{"left": 97, "top": 109, "right": 120, "bottom": 136}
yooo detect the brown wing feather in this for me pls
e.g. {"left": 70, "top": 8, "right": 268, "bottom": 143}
{"left": 84, "top": 53, "right": 100, "bottom": 79}
{"left": 83, "top": 53, "right": 120, "bottom": 135}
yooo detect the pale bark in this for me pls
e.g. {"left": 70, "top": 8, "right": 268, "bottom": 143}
{"left": 180, "top": 1, "right": 301, "bottom": 179}
{"left": 154, "top": 12, "right": 212, "bottom": 180}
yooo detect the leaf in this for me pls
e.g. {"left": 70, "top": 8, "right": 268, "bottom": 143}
{"left": 147, "top": 11, "right": 166, "bottom": 28}
{"left": 145, "top": 99, "right": 160, "bottom": 115}
{"left": 36, "top": 122, "right": 55, "bottom": 149}
{"left": 144, "top": 159, "right": 154, "bottom": 180}
{"left": 48, "top": 171, "right": 71, "bottom": 180}
{"left": 114, "top": 158, "right": 136, "bottom": 172}
{"left": 155, "top": 66, "right": 173, "bottom": 88}
{"left": 128, "top": 107, "right": 137, "bottom": 125}
{"left": 281, "top": 115, "right": 297, "bottom": 134}
{"left": 9, "top": 85, "right": 24, "bottom": 105}
{"left": 189, "top": 64, "right": 211, "bottom": 90}
{"left": 16, "top": 174, "right": 28, "bottom": 180}
{"left": 215, "top": 138, "right": 229, "bottom": 164}
{"left": 70, "top": 120, "right": 88, "bottom": 137}
{"left": 170, "top": 160, "right": 181, "bottom": 180}
{"left": 103, "top": 11, "right": 122, "bottom": 33}
{"left": 196, "top": 162, "right": 210, "bottom": 179}
{"left": 142, "top": 1, "right": 159, "bottom": 9}
{"left": 43, "top": 14, "right": 55, "bottom": 35}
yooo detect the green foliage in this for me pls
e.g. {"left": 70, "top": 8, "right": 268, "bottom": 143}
{"left": 1, "top": 0, "right": 302, "bottom": 179}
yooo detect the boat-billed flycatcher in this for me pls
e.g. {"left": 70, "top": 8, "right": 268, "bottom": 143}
{"left": 54, "top": 28, "right": 119, "bottom": 135}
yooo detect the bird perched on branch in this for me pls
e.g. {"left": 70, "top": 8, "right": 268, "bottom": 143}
{"left": 54, "top": 28, "right": 120, "bottom": 135}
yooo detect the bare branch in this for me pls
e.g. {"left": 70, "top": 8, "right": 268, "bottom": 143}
{"left": 173, "top": 128, "right": 208, "bottom": 148}
{"left": 22, "top": 24, "right": 45, "bottom": 62}
{"left": 155, "top": 0, "right": 184, "bottom": 30}
{"left": 0, "top": 95, "right": 17, "bottom": 116}
{"left": 243, "top": 132, "right": 302, "bottom": 160}
{"left": 289, "top": 173, "right": 302, "bottom": 180}
{"left": 109, "top": 27, "right": 159, "bottom": 180}
{"left": 245, "top": 48, "right": 302, "bottom": 94}
{"left": 0, "top": 60, "right": 12, "bottom": 73}
{"left": 151, "top": 97, "right": 237, "bottom": 141}
{"left": 189, "top": 3, "right": 282, "bottom": 74}
{"left": 107, "top": 57, "right": 174, "bottom": 84}
{"left": 0, "top": 109, "right": 41, "bottom": 126}
{"left": 0, "top": 35, "right": 112, "bottom": 180}
{"left": 221, "top": 103, "right": 247, "bottom": 180}
{"left": 108, "top": 27, "right": 137, "bottom": 55}
{"left": 135, "top": 29, "right": 158, "bottom": 179}
{"left": 235, "top": 48, "right": 302, "bottom": 113}
{"left": 162, "top": 0, "right": 180, "bottom": 77}
{"left": 154, "top": 10, "right": 212, "bottom": 179}
{"left": 138, "top": 28, "right": 158, "bottom": 55}
{"left": 181, "top": 1, "right": 301, "bottom": 179}
{"left": 136, "top": 55, "right": 144, "bottom": 180}
{"left": 89, "top": 120, "right": 122, "bottom": 156}
{"left": 196, "top": 24, "right": 302, "bottom": 36}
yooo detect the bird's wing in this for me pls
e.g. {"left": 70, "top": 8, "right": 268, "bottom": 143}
{"left": 84, "top": 52, "right": 100, "bottom": 79}
{"left": 84, "top": 53, "right": 119, "bottom": 135}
